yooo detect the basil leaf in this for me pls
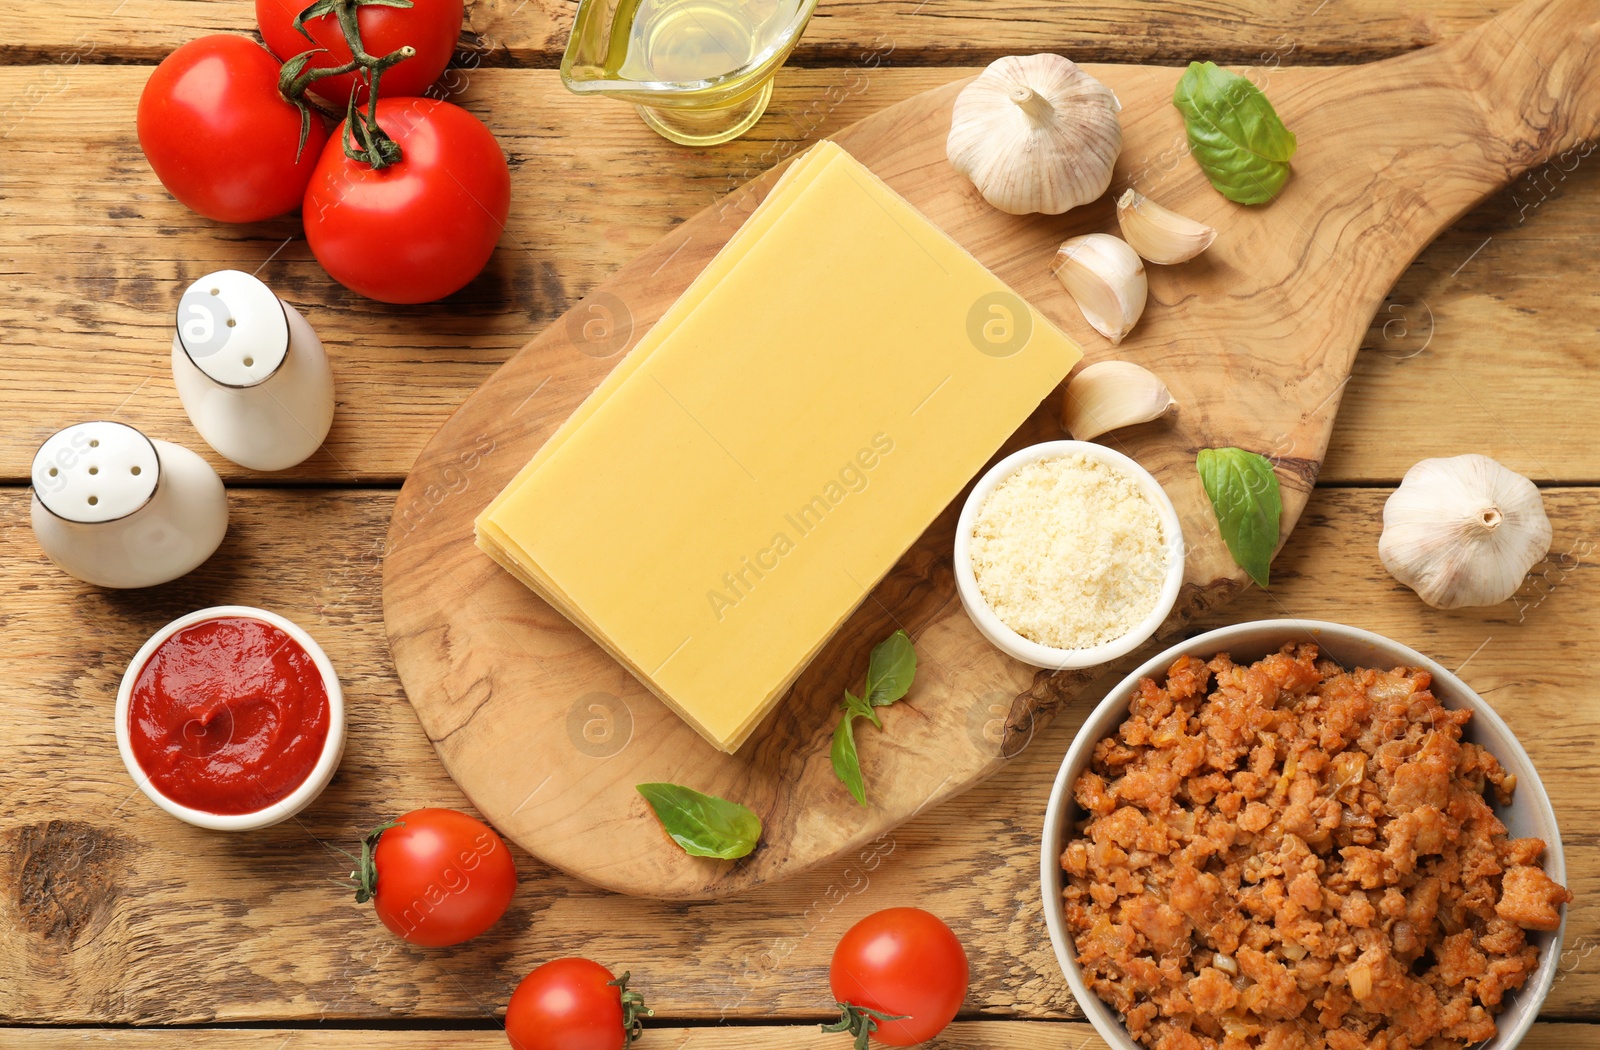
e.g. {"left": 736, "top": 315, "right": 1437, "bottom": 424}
{"left": 636, "top": 783, "right": 761, "bottom": 860}
{"left": 831, "top": 699, "right": 868, "bottom": 807}
{"left": 844, "top": 689, "right": 880, "bottom": 729}
{"left": 831, "top": 631, "right": 919, "bottom": 806}
{"left": 864, "top": 629, "right": 916, "bottom": 707}
{"left": 1197, "top": 447, "right": 1283, "bottom": 588}
{"left": 1173, "top": 61, "right": 1297, "bottom": 205}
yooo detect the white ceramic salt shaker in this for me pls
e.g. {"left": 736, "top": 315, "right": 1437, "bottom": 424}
{"left": 30, "top": 421, "right": 229, "bottom": 589}
{"left": 171, "top": 269, "right": 335, "bottom": 472}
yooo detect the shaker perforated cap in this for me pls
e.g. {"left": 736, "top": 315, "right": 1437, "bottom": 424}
{"left": 175, "top": 269, "right": 289, "bottom": 387}
{"left": 32, "top": 421, "right": 160, "bottom": 523}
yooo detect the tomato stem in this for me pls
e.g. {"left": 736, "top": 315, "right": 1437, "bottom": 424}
{"left": 275, "top": 0, "right": 421, "bottom": 169}
{"left": 821, "top": 1002, "right": 909, "bottom": 1050}
{"left": 608, "top": 971, "right": 654, "bottom": 1044}
{"left": 334, "top": 818, "right": 404, "bottom": 904}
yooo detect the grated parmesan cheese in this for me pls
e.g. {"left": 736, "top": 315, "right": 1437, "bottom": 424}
{"left": 970, "top": 452, "right": 1168, "bottom": 650}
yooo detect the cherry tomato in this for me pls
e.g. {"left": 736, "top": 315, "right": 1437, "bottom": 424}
{"left": 505, "top": 958, "right": 652, "bottom": 1050}
{"left": 256, "top": 0, "right": 465, "bottom": 106}
{"left": 302, "top": 96, "right": 510, "bottom": 304}
{"left": 828, "top": 908, "right": 969, "bottom": 1046}
{"left": 137, "top": 35, "right": 328, "bottom": 223}
{"left": 361, "top": 808, "right": 516, "bottom": 947}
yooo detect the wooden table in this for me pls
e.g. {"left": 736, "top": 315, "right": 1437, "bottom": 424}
{"left": 1, "top": 2, "right": 1596, "bottom": 1047}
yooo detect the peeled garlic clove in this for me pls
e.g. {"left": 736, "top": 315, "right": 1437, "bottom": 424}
{"left": 1116, "top": 189, "right": 1217, "bottom": 264}
{"left": 947, "top": 54, "right": 1122, "bottom": 215}
{"left": 1379, "top": 454, "right": 1552, "bottom": 609}
{"left": 1061, "top": 360, "right": 1176, "bottom": 440}
{"left": 1051, "top": 233, "right": 1147, "bottom": 344}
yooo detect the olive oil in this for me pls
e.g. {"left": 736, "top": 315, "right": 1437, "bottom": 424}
{"left": 608, "top": 0, "right": 807, "bottom": 83}
{"left": 562, "top": 0, "right": 818, "bottom": 144}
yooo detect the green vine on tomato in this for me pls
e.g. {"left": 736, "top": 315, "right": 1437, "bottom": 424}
{"left": 335, "top": 817, "right": 403, "bottom": 902}
{"left": 821, "top": 1001, "right": 910, "bottom": 1050}
{"left": 608, "top": 971, "right": 654, "bottom": 1044}
{"left": 275, "top": 0, "right": 418, "bottom": 167}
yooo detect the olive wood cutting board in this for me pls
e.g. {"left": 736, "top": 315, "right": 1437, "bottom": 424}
{"left": 382, "top": 0, "right": 1600, "bottom": 899}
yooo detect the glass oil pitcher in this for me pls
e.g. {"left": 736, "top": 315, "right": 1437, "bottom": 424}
{"left": 560, "top": 0, "right": 819, "bottom": 146}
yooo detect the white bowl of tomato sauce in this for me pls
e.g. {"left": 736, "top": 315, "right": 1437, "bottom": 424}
{"left": 115, "top": 605, "right": 345, "bottom": 831}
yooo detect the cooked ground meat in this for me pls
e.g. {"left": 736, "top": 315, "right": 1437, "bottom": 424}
{"left": 1061, "top": 643, "right": 1572, "bottom": 1050}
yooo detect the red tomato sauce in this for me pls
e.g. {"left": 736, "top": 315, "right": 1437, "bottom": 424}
{"left": 128, "top": 617, "right": 330, "bottom": 815}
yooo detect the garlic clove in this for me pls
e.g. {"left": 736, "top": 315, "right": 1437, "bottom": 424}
{"left": 1051, "top": 233, "right": 1147, "bottom": 344}
{"left": 1379, "top": 454, "right": 1552, "bottom": 610}
{"left": 1061, "top": 360, "right": 1177, "bottom": 441}
{"left": 1116, "top": 189, "right": 1217, "bottom": 264}
{"left": 947, "top": 54, "right": 1123, "bottom": 216}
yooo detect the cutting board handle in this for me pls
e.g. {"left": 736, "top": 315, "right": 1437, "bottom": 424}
{"left": 1444, "top": 0, "right": 1600, "bottom": 161}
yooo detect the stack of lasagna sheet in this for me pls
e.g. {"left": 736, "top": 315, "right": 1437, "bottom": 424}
{"left": 476, "top": 141, "right": 1082, "bottom": 752}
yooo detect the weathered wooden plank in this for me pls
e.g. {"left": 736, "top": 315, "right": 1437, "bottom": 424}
{"left": 0, "top": 1023, "right": 1594, "bottom": 1048}
{"left": 0, "top": 66, "right": 944, "bottom": 485}
{"left": 1, "top": 66, "right": 1596, "bottom": 486}
{"left": 1335, "top": 153, "right": 1600, "bottom": 486}
{"left": 0, "top": 0, "right": 1515, "bottom": 68}
{"left": 1, "top": 485, "right": 1595, "bottom": 1023}
{"left": 0, "top": 1027, "right": 1111, "bottom": 1049}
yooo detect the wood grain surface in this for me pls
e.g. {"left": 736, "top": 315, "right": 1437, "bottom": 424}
{"left": 383, "top": 0, "right": 1600, "bottom": 899}
{"left": 0, "top": 0, "right": 1527, "bottom": 67}
{"left": 1, "top": 64, "right": 1596, "bottom": 487}
{"left": 5, "top": 487, "right": 1597, "bottom": 1023}
{"left": 3, "top": 0, "right": 1599, "bottom": 1040}
{"left": 0, "top": 1025, "right": 1595, "bottom": 1048}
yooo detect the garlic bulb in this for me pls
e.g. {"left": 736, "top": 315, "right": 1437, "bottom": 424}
{"left": 1061, "top": 360, "right": 1176, "bottom": 440}
{"left": 1117, "top": 189, "right": 1217, "bottom": 264}
{"left": 947, "top": 54, "right": 1122, "bottom": 215}
{"left": 1379, "top": 454, "right": 1552, "bottom": 609}
{"left": 1051, "top": 233, "right": 1147, "bottom": 344}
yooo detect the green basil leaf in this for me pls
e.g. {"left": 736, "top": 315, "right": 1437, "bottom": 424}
{"left": 1197, "top": 447, "right": 1283, "bottom": 588}
{"left": 844, "top": 688, "right": 880, "bottom": 729}
{"left": 831, "top": 705, "right": 868, "bottom": 806}
{"left": 636, "top": 783, "right": 761, "bottom": 860}
{"left": 831, "top": 631, "right": 918, "bottom": 807}
{"left": 864, "top": 629, "right": 916, "bottom": 707}
{"left": 1173, "top": 61, "right": 1297, "bottom": 205}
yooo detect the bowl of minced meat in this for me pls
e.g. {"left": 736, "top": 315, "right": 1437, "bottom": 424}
{"left": 954, "top": 441, "right": 1184, "bottom": 669}
{"left": 1042, "top": 620, "right": 1571, "bottom": 1050}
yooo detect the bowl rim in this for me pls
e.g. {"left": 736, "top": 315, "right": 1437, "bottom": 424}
{"left": 1040, "top": 618, "right": 1567, "bottom": 1050}
{"left": 114, "top": 604, "right": 346, "bottom": 832}
{"left": 954, "top": 440, "right": 1186, "bottom": 670}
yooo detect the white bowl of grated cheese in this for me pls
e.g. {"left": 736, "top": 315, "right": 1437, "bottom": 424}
{"left": 954, "top": 440, "right": 1184, "bottom": 669}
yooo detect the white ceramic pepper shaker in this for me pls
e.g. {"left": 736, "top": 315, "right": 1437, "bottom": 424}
{"left": 171, "top": 269, "right": 335, "bottom": 472}
{"left": 30, "top": 421, "right": 229, "bottom": 588}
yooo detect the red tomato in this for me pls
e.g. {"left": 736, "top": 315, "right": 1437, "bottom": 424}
{"left": 302, "top": 97, "right": 510, "bottom": 303}
{"left": 828, "top": 908, "right": 969, "bottom": 1046}
{"left": 256, "top": 0, "right": 464, "bottom": 106}
{"left": 365, "top": 808, "right": 516, "bottom": 947}
{"left": 137, "top": 35, "right": 328, "bottom": 223}
{"left": 506, "top": 958, "right": 652, "bottom": 1050}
